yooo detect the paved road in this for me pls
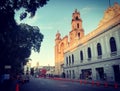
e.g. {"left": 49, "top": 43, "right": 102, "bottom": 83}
{"left": 20, "top": 77, "right": 120, "bottom": 91}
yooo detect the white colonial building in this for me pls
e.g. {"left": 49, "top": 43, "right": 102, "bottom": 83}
{"left": 55, "top": 3, "right": 120, "bottom": 82}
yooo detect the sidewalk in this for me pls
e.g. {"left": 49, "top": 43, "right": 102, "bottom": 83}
{"left": 49, "top": 77, "right": 120, "bottom": 88}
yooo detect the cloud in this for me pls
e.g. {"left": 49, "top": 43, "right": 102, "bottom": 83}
{"left": 81, "top": 7, "right": 93, "bottom": 14}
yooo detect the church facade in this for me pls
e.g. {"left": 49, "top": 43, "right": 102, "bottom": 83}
{"left": 54, "top": 3, "right": 120, "bottom": 82}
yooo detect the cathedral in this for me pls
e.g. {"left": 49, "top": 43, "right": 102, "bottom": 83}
{"left": 54, "top": 3, "right": 120, "bottom": 82}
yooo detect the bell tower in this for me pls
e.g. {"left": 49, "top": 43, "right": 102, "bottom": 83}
{"left": 55, "top": 31, "right": 61, "bottom": 75}
{"left": 55, "top": 31, "right": 61, "bottom": 45}
{"left": 70, "top": 9, "right": 84, "bottom": 43}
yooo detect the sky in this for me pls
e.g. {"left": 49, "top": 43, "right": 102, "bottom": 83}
{"left": 15, "top": 0, "right": 120, "bottom": 67}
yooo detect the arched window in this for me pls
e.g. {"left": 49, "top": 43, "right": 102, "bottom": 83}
{"left": 97, "top": 43, "right": 102, "bottom": 56}
{"left": 88, "top": 47, "right": 92, "bottom": 59}
{"left": 77, "top": 23, "right": 79, "bottom": 28}
{"left": 110, "top": 37, "right": 117, "bottom": 52}
{"left": 78, "top": 33, "right": 80, "bottom": 38}
{"left": 80, "top": 51, "right": 83, "bottom": 61}
{"left": 76, "top": 16, "right": 78, "bottom": 20}
{"left": 69, "top": 56, "right": 71, "bottom": 65}
{"left": 66, "top": 57, "right": 68, "bottom": 65}
{"left": 72, "top": 54, "right": 74, "bottom": 64}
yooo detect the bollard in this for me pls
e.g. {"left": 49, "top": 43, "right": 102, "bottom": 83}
{"left": 96, "top": 82, "right": 100, "bottom": 86}
{"left": 16, "top": 84, "right": 19, "bottom": 91}
{"left": 84, "top": 80, "right": 87, "bottom": 84}
{"left": 80, "top": 80, "right": 82, "bottom": 84}
{"left": 92, "top": 81, "right": 94, "bottom": 86}
{"left": 104, "top": 82, "right": 108, "bottom": 87}
{"left": 114, "top": 83, "right": 118, "bottom": 88}
{"left": 72, "top": 80, "right": 74, "bottom": 82}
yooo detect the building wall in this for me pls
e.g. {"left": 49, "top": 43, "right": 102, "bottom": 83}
{"left": 64, "top": 29, "right": 120, "bottom": 81}
{"left": 55, "top": 3, "right": 120, "bottom": 81}
{"left": 54, "top": 34, "right": 68, "bottom": 75}
{"left": 63, "top": 3, "right": 120, "bottom": 82}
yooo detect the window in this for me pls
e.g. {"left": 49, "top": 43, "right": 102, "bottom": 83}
{"left": 66, "top": 57, "right": 68, "bottom": 65}
{"left": 76, "top": 16, "right": 78, "bottom": 20}
{"left": 80, "top": 51, "right": 83, "bottom": 61}
{"left": 97, "top": 43, "right": 102, "bottom": 56}
{"left": 69, "top": 70, "right": 71, "bottom": 78}
{"left": 88, "top": 47, "right": 92, "bottom": 59}
{"left": 72, "top": 70, "right": 75, "bottom": 79}
{"left": 72, "top": 54, "right": 74, "bottom": 64}
{"left": 69, "top": 56, "right": 71, "bottom": 65}
{"left": 78, "top": 33, "right": 80, "bottom": 38}
{"left": 77, "top": 23, "right": 79, "bottom": 28}
{"left": 110, "top": 37, "right": 117, "bottom": 52}
{"left": 67, "top": 71, "right": 68, "bottom": 78}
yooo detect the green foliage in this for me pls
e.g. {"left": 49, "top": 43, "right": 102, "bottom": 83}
{"left": 0, "top": 0, "right": 49, "bottom": 74}
{"left": 0, "top": 0, "right": 49, "bottom": 20}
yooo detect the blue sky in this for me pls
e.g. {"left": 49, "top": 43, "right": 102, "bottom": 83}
{"left": 15, "top": 0, "right": 120, "bottom": 67}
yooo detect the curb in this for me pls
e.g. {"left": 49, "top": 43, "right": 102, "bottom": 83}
{"left": 48, "top": 77, "right": 120, "bottom": 88}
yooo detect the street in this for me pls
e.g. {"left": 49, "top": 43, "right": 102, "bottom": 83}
{"left": 20, "top": 77, "right": 120, "bottom": 91}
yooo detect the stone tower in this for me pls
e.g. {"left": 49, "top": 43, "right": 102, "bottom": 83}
{"left": 55, "top": 31, "right": 61, "bottom": 75}
{"left": 54, "top": 9, "right": 84, "bottom": 76}
{"left": 70, "top": 9, "right": 84, "bottom": 44}
{"left": 54, "top": 31, "right": 68, "bottom": 76}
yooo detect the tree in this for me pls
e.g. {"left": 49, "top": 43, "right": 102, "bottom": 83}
{"left": 0, "top": 0, "right": 49, "bottom": 74}
{"left": 0, "top": 0, "right": 49, "bottom": 31}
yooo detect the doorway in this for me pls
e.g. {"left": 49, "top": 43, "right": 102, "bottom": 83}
{"left": 81, "top": 69, "right": 92, "bottom": 80}
{"left": 113, "top": 65, "right": 120, "bottom": 82}
{"left": 96, "top": 67, "right": 104, "bottom": 80}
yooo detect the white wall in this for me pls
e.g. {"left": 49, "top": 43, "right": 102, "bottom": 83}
{"left": 64, "top": 24, "right": 120, "bottom": 81}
